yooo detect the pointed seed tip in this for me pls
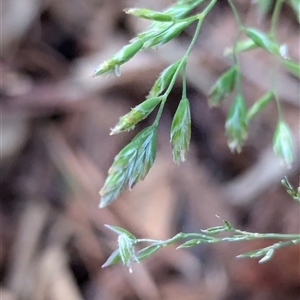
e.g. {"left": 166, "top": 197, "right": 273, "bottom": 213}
{"left": 101, "top": 261, "right": 111, "bottom": 268}
{"left": 99, "top": 201, "right": 107, "bottom": 209}
{"left": 110, "top": 129, "right": 119, "bottom": 135}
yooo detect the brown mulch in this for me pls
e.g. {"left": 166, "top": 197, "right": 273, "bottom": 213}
{"left": 1, "top": 1, "right": 299, "bottom": 299}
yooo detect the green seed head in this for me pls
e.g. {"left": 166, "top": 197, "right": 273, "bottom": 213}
{"left": 94, "top": 40, "right": 143, "bottom": 76}
{"left": 125, "top": 8, "right": 173, "bottom": 22}
{"left": 111, "top": 97, "right": 162, "bottom": 135}
{"left": 165, "top": 0, "right": 206, "bottom": 19}
{"left": 149, "top": 61, "right": 181, "bottom": 97}
{"left": 170, "top": 98, "right": 191, "bottom": 164}
{"left": 247, "top": 91, "right": 274, "bottom": 121}
{"left": 208, "top": 66, "right": 237, "bottom": 107}
{"left": 225, "top": 94, "right": 248, "bottom": 153}
{"left": 143, "top": 18, "right": 195, "bottom": 49}
{"left": 118, "top": 234, "right": 137, "bottom": 271}
{"left": 273, "top": 120, "right": 293, "bottom": 166}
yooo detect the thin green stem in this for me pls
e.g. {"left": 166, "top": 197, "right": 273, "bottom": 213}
{"left": 136, "top": 232, "right": 221, "bottom": 246}
{"left": 181, "top": 64, "right": 187, "bottom": 99}
{"left": 136, "top": 230, "right": 300, "bottom": 247}
{"left": 153, "top": 96, "right": 167, "bottom": 126}
{"left": 270, "top": 0, "right": 283, "bottom": 38}
{"left": 274, "top": 90, "right": 283, "bottom": 120}
{"left": 269, "top": 1, "right": 284, "bottom": 120}
{"left": 227, "top": 0, "right": 243, "bottom": 95}
{"left": 153, "top": 0, "right": 217, "bottom": 126}
{"left": 201, "top": 0, "right": 218, "bottom": 18}
{"left": 231, "top": 229, "right": 300, "bottom": 240}
{"left": 270, "top": 57, "right": 282, "bottom": 119}
{"left": 166, "top": 16, "right": 204, "bottom": 96}
{"left": 227, "top": 0, "right": 243, "bottom": 29}
{"left": 153, "top": 18, "right": 203, "bottom": 126}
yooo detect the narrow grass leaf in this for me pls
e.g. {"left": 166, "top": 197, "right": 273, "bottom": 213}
{"left": 136, "top": 245, "right": 161, "bottom": 261}
{"left": 102, "top": 249, "right": 121, "bottom": 268}
{"left": 247, "top": 91, "right": 274, "bottom": 121}
{"left": 104, "top": 225, "right": 137, "bottom": 240}
{"left": 148, "top": 60, "right": 181, "bottom": 97}
{"left": 177, "top": 239, "right": 202, "bottom": 248}
{"left": 245, "top": 27, "right": 279, "bottom": 54}
{"left": 143, "top": 18, "right": 196, "bottom": 49}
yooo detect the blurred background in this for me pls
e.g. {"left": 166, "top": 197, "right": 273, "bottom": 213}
{"left": 1, "top": 0, "right": 300, "bottom": 299}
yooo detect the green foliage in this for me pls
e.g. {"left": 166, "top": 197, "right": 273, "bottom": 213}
{"left": 124, "top": 8, "right": 174, "bottom": 22}
{"left": 99, "top": 126, "right": 157, "bottom": 207}
{"left": 247, "top": 91, "right": 274, "bottom": 121}
{"left": 245, "top": 27, "right": 279, "bottom": 55}
{"left": 102, "top": 213, "right": 300, "bottom": 272}
{"left": 97, "top": 0, "right": 218, "bottom": 207}
{"left": 94, "top": 0, "right": 300, "bottom": 273}
{"left": 95, "top": 0, "right": 299, "bottom": 205}
{"left": 94, "top": 40, "right": 144, "bottom": 76}
{"left": 136, "top": 245, "right": 161, "bottom": 261}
